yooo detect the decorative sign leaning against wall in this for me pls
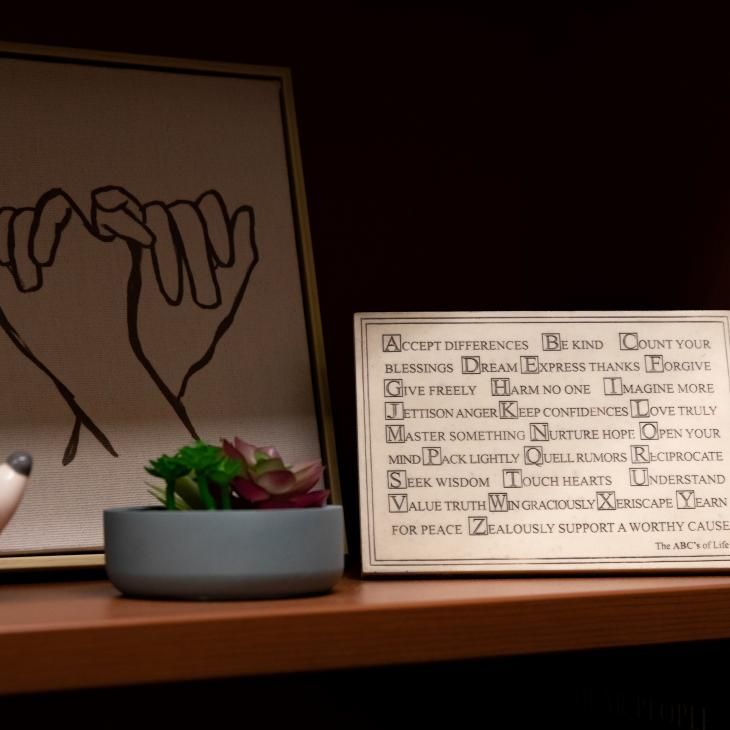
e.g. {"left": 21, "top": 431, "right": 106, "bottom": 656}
{"left": 356, "top": 311, "right": 730, "bottom": 574}
{"left": 0, "top": 44, "right": 338, "bottom": 568}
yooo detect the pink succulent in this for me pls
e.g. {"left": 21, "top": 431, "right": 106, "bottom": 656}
{"left": 222, "top": 437, "right": 328, "bottom": 509}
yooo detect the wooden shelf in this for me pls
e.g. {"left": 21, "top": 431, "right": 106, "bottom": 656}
{"left": 3, "top": 572, "right": 730, "bottom": 694}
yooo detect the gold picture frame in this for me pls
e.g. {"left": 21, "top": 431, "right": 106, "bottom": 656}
{"left": 0, "top": 42, "right": 340, "bottom": 569}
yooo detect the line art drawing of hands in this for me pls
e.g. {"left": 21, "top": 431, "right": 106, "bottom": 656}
{"left": 0, "top": 187, "right": 259, "bottom": 464}
{"left": 0, "top": 188, "right": 127, "bottom": 464}
{"left": 95, "top": 187, "right": 258, "bottom": 405}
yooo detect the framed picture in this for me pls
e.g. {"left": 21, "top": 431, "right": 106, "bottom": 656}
{"left": 0, "top": 42, "right": 339, "bottom": 569}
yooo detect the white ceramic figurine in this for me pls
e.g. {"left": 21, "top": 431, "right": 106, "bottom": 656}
{"left": 0, "top": 452, "right": 32, "bottom": 534}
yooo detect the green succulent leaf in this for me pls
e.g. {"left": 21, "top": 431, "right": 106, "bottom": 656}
{"left": 177, "top": 442, "right": 226, "bottom": 473}
{"left": 173, "top": 475, "right": 205, "bottom": 510}
{"left": 207, "top": 459, "right": 242, "bottom": 485}
{"left": 146, "top": 454, "right": 190, "bottom": 482}
{"left": 147, "top": 441, "right": 243, "bottom": 511}
{"left": 147, "top": 485, "right": 192, "bottom": 510}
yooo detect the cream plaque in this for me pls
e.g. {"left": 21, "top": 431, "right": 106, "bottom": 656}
{"left": 355, "top": 311, "right": 730, "bottom": 573}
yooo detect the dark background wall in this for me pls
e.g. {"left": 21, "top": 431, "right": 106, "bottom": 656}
{"left": 6, "top": 4, "right": 730, "bottom": 721}
{"left": 3, "top": 2, "right": 730, "bottom": 553}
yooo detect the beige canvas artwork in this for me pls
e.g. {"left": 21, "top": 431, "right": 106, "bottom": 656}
{"left": 0, "top": 49, "right": 328, "bottom": 561}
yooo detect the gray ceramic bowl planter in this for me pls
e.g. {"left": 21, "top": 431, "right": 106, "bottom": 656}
{"left": 104, "top": 505, "right": 345, "bottom": 600}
